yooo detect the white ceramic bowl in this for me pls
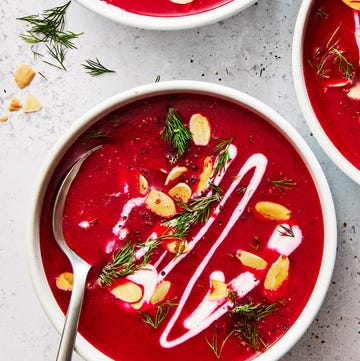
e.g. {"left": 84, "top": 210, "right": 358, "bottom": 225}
{"left": 28, "top": 80, "right": 336, "bottom": 361}
{"left": 75, "top": 0, "right": 256, "bottom": 30}
{"left": 292, "top": 0, "right": 360, "bottom": 185}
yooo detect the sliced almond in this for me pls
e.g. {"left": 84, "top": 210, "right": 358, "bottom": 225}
{"left": 196, "top": 156, "right": 213, "bottom": 194}
{"left": 189, "top": 113, "right": 211, "bottom": 146}
{"left": 139, "top": 174, "right": 149, "bottom": 194}
{"left": 150, "top": 281, "right": 171, "bottom": 304}
{"left": 0, "top": 115, "right": 9, "bottom": 123}
{"left": 24, "top": 94, "right": 42, "bottom": 113}
{"left": 168, "top": 182, "right": 192, "bottom": 203}
{"left": 56, "top": 272, "right": 74, "bottom": 291}
{"left": 165, "top": 166, "right": 188, "bottom": 185}
{"left": 145, "top": 189, "right": 176, "bottom": 218}
{"left": 347, "top": 83, "right": 360, "bottom": 100}
{"left": 264, "top": 255, "right": 289, "bottom": 291}
{"left": 8, "top": 97, "right": 22, "bottom": 112}
{"left": 111, "top": 281, "right": 143, "bottom": 303}
{"left": 209, "top": 279, "right": 228, "bottom": 301}
{"left": 166, "top": 239, "right": 189, "bottom": 254}
{"left": 342, "top": 0, "right": 360, "bottom": 10}
{"left": 255, "top": 201, "right": 291, "bottom": 221}
{"left": 14, "top": 64, "right": 36, "bottom": 89}
{"left": 236, "top": 250, "right": 268, "bottom": 270}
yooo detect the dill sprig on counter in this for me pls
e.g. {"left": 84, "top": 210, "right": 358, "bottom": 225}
{"left": 17, "top": 1, "right": 82, "bottom": 70}
{"left": 212, "top": 138, "right": 233, "bottom": 178}
{"left": 98, "top": 240, "right": 159, "bottom": 286}
{"left": 82, "top": 58, "right": 116, "bottom": 76}
{"left": 161, "top": 107, "right": 192, "bottom": 161}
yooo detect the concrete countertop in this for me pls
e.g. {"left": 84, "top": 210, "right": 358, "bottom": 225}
{"left": 0, "top": 1, "right": 358, "bottom": 360}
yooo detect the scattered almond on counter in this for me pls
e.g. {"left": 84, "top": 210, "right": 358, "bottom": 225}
{"left": 236, "top": 250, "right": 268, "bottom": 270}
{"left": 8, "top": 97, "right": 22, "bottom": 112}
{"left": 56, "top": 272, "right": 74, "bottom": 291}
{"left": 24, "top": 94, "right": 42, "bottom": 113}
{"left": 255, "top": 201, "right": 291, "bottom": 221}
{"left": 0, "top": 115, "right": 9, "bottom": 123}
{"left": 189, "top": 113, "right": 211, "bottom": 146}
{"left": 14, "top": 64, "right": 36, "bottom": 89}
{"left": 264, "top": 255, "right": 289, "bottom": 291}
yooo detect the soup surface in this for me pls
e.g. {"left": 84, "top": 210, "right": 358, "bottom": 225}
{"left": 40, "top": 93, "right": 324, "bottom": 361}
{"left": 101, "top": 0, "right": 233, "bottom": 17}
{"left": 303, "top": 0, "right": 360, "bottom": 169}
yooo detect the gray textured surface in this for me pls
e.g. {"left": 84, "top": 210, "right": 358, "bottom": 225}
{"left": 0, "top": 1, "right": 359, "bottom": 360}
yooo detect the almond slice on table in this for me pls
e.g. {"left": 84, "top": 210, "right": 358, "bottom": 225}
{"left": 145, "top": 189, "right": 176, "bottom": 218}
{"left": 14, "top": 64, "right": 36, "bottom": 89}
{"left": 196, "top": 156, "right": 213, "bottom": 194}
{"left": 24, "top": 94, "right": 42, "bottom": 113}
{"left": 0, "top": 115, "right": 9, "bottom": 123}
{"left": 264, "top": 255, "right": 289, "bottom": 291}
{"left": 139, "top": 174, "right": 149, "bottom": 194}
{"left": 165, "top": 166, "right": 188, "bottom": 185}
{"left": 56, "top": 272, "right": 74, "bottom": 291}
{"left": 209, "top": 279, "right": 228, "bottom": 301}
{"left": 111, "top": 281, "right": 143, "bottom": 303}
{"left": 150, "top": 280, "right": 171, "bottom": 304}
{"left": 8, "top": 97, "right": 22, "bottom": 112}
{"left": 255, "top": 201, "right": 291, "bottom": 221}
{"left": 189, "top": 113, "right": 211, "bottom": 146}
{"left": 168, "top": 182, "right": 192, "bottom": 203}
{"left": 347, "top": 83, "right": 360, "bottom": 100}
{"left": 236, "top": 250, "right": 268, "bottom": 270}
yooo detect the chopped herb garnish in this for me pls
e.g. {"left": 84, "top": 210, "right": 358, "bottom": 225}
{"left": 250, "top": 235, "right": 260, "bottom": 250}
{"left": 278, "top": 224, "right": 295, "bottom": 237}
{"left": 316, "top": 8, "right": 329, "bottom": 18}
{"left": 140, "top": 299, "right": 177, "bottom": 329}
{"left": 82, "top": 58, "right": 116, "bottom": 76}
{"left": 212, "top": 138, "right": 233, "bottom": 178}
{"left": 269, "top": 178, "right": 297, "bottom": 193}
{"left": 98, "top": 240, "right": 159, "bottom": 286}
{"left": 235, "top": 186, "right": 247, "bottom": 194}
{"left": 161, "top": 107, "right": 192, "bottom": 160}
{"left": 206, "top": 328, "right": 234, "bottom": 359}
{"left": 17, "top": 1, "right": 82, "bottom": 71}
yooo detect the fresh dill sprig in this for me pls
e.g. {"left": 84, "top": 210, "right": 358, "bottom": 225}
{"left": 98, "top": 240, "right": 159, "bottom": 286}
{"left": 205, "top": 328, "right": 234, "bottom": 359}
{"left": 278, "top": 224, "right": 295, "bottom": 238}
{"left": 268, "top": 178, "right": 297, "bottom": 193}
{"left": 140, "top": 299, "right": 177, "bottom": 329}
{"left": 82, "top": 58, "right": 116, "bottom": 76}
{"left": 234, "top": 319, "right": 266, "bottom": 352}
{"left": 212, "top": 138, "right": 233, "bottom": 178}
{"left": 250, "top": 235, "right": 260, "bottom": 251}
{"left": 161, "top": 107, "right": 192, "bottom": 160}
{"left": 17, "top": 1, "right": 83, "bottom": 70}
{"left": 230, "top": 301, "right": 281, "bottom": 320}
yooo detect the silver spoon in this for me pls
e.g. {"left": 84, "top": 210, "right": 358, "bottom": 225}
{"left": 52, "top": 145, "right": 102, "bottom": 361}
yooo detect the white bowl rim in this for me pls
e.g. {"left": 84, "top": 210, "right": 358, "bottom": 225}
{"left": 74, "top": 0, "right": 257, "bottom": 30}
{"left": 292, "top": 0, "right": 360, "bottom": 185}
{"left": 28, "top": 80, "right": 337, "bottom": 361}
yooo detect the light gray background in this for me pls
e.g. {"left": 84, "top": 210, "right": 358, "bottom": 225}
{"left": 0, "top": 1, "right": 359, "bottom": 360}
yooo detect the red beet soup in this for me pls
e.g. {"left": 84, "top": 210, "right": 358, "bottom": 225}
{"left": 40, "top": 93, "right": 324, "bottom": 361}
{"left": 101, "top": 0, "right": 232, "bottom": 17}
{"left": 303, "top": 0, "right": 360, "bottom": 169}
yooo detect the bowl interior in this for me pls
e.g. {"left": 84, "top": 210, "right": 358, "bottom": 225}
{"left": 28, "top": 81, "right": 336, "bottom": 361}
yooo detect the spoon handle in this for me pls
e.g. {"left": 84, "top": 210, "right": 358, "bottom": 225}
{"left": 56, "top": 262, "right": 91, "bottom": 361}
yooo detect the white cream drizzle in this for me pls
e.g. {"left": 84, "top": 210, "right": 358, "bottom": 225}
{"left": 267, "top": 223, "right": 302, "bottom": 256}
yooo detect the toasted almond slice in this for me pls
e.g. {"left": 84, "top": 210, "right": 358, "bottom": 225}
{"left": 209, "top": 279, "right": 228, "bottom": 301}
{"left": 236, "top": 250, "right": 268, "bottom": 270}
{"left": 14, "top": 64, "right": 36, "bottom": 89}
{"left": 111, "top": 281, "right": 143, "bottom": 303}
{"left": 24, "top": 94, "right": 42, "bottom": 113}
{"left": 168, "top": 182, "right": 192, "bottom": 203}
{"left": 196, "top": 156, "right": 213, "bottom": 194}
{"left": 255, "top": 201, "right": 291, "bottom": 221}
{"left": 150, "top": 281, "right": 171, "bottom": 304}
{"left": 170, "top": 0, "right": 194, "bottom": 3}
{"left": 166, "top": 239, "right": 189, "bottom": 254}
{"left": 342, "top": 0, "right": 360, "bottom": 10}
{"left": 348, "top": 83, "right": 360, "bottom": 100}
{"left": 56, "top": 272, "right": 74, "bottom": 291}
{"left": 264, "top": 255, "right": 289, "bottom": 291}
{"left": 0, "top": 115, "right": 9, "bottom": 123}
{"left": 8, "top": 97, "right": 22, "bottom": 112}
{"left": 139, "top": 174, "right": 149, "bottom": 194}
{"left": 165, "top": 166, "right": 188, "bottom": 185}
{"left": 145, "top": 189, "right": 176, "bottom": 218}
{"left": 189, "top": 113, "right": 211, "bottom": 146}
